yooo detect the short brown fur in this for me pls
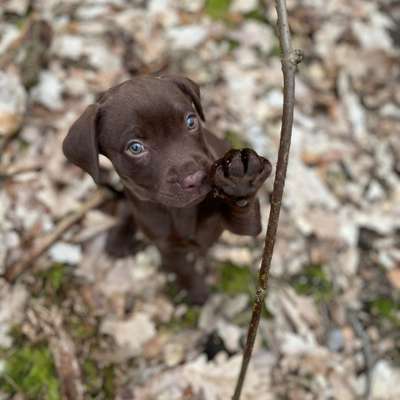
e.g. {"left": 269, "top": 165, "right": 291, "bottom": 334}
{"left": 63, "top": 75, "right": 272, "bottom": 304}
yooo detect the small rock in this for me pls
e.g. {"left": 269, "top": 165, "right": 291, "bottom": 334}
{"left": 76, "top": 3, "right": 110, "bottom": 19}
{"left": 230, "top": 21, "right": 275, "bottom": 54}
{"left": 371, "top": 360, "right": 400, "bottom": 399}
{"left": 163, "top": 342, "right": 185, "bottom": 367}
{"left": 212, "top": 245, "right": 252, "bottom": 265}
{"left": 264, "top": 89, "right": 284, "bottom": 110}
{"left": 216, "top": 319, "right": 242, "bottom": 353}
{"left": 231, "top": 0, "right": 258, "bottom": 14}
{"left": 49, "top": 242, "right": 82, "bottom": 265}
{"left": 31, "top": 70, "right": 64, "bottom": 110}
{"left": 387, "top": 268, "right": 400, "bottom": 289}
{"left": 327, "top": 328, "right": 345, "bottom": 352}
{"left": 352, "top": 15, "right": 393, "bottom": 51}
{"left": 337, "top": 72, "right": 367, "bottom": 141}
{"left": 179, "top": 0, "right": 204, "bottom": 13}
{"left": 52, "top": 35, "right": 84, "bottom": 60}
{"left": 0, "top": 71, "right": 27, "bottom": 136}
{"left": 85, "top": 42, "right": 122, "bottom": 71}
{"left": 168, "top": 25, "right": 208, "bottom": 50}
{"left": 365, "top": 180, "right": 385, "bottom": 202}
{"left": 2, "top": 0, "right": 29, "bottom": 15}
{"left": 0, "top": 24, "right": 20, "bottom": 55}
{"left": 221, "top": 294, "right": 249, "bottom": 318}
{"left": 199, "top": 294, "right": 224, "bottom": 331}
{"left": 101, "top": 312, "right": 156, "bottom": 357}
{"left": 0, "top": 282, "right": 28, "bottom": 348}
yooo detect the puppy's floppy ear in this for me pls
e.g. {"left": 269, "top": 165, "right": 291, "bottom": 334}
{"left": 159, "top": 75, "right": 205, "bottom": 122}
{"left": 62, "top": 104, "right": 101, "bottom": 183}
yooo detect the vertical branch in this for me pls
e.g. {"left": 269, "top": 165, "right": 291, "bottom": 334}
{"left": 232, "top": 0, "right": 302, "bottom": 398}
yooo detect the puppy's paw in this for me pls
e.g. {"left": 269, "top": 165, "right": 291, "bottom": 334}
{"left": 210, "top": 148, "right": 272, "bottom": 204}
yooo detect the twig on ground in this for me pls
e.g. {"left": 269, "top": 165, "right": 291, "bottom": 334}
{"left": 232, "top": 0, "right": 302, "bottom": 398}
{"left": 347, "top": 309, "right": 374, "bottom": 400}
{"left": 3, "top": 189, "right": 113, "bottom": 282}
{"left": 33, "top": 303, "right": 84, "bottom": 400}
{"left": 0, "top": 162, "right": 42, "bottom": 180}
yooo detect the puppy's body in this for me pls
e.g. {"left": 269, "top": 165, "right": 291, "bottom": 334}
{"left": 63, "top": 75, "right": 271, "bottom": 303}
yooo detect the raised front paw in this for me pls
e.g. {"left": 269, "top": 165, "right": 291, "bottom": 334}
{"left": 210, "top": 148, "right": 272, "bottom": 204}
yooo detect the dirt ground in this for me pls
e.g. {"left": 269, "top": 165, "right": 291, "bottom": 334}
{"left": 1, "top": 0, "right": 400, "bottom": 399}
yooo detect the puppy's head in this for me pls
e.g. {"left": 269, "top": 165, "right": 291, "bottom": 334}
{"left": 63, "top": 75, "right": 216, "bottom": 207}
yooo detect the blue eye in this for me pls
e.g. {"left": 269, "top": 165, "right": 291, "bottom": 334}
{"left": 128, "top": 141, "right": 144, "bottom": 155}
{"left": 186, "top": 114, "right": 197, "bottom": 129}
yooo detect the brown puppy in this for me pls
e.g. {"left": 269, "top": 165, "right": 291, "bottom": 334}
{"left": 63, "top": 75, "right": 272, "bottom": 304}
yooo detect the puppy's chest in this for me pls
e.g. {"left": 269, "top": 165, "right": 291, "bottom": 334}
{"left": 133, "top": 203, "right": 221, "bottom": 248}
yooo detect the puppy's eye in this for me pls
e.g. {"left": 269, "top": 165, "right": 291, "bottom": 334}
{"left": 128, "top": 141, "right": 144, "bottom": 155}
{"left": 185, "top": 114, "right": 198, "bottom": 130}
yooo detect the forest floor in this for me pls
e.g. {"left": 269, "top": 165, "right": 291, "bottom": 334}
{"left": 1, "top": 0, "right": 400, "bottom": 399}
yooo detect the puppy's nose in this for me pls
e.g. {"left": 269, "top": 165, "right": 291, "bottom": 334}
{"left": 182, "top": 170, "right": 206, "bottom": 189}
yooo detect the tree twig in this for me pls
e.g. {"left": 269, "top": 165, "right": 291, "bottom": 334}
{"left": 32, "top": 303, "right": 84, "bottom": 400}
{"left": 0, "top": 162, "right": 42, "bottom": 180}
{"left": 347, "top": 309, "right": 374, "bottom": 400}
{"left": 232, "top": 1, "right": 302, "bottom": 398}
{"left": 3, "top": 189, "right": 113, "bottom": 282}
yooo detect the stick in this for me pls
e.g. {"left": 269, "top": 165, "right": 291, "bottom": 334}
{"left": 347, "top": 309, "right": 374, "bottom": 400}
{"left": 0, "top": 162, "right": 42, "bottom": 180}
{"left": 31, "top": 303, "right": 84, "bottom": 400}
{"left": 3, "top": 189, "right": 112, "bottom": 282}
{"left": 232, "top": 1, "right": 302, "bottom": 398}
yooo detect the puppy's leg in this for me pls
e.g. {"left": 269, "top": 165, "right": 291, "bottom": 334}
{"left": 210, "top": 148, "right": 272, "bottom": 236}
{"left": 105, "top": 201, "right": 143, "bottom": 258}
{"left": 161, "top": 248, "right": 209, "bottom": 305}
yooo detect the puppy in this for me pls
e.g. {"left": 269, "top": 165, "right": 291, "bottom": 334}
{"left": 63, "top": 75, "right": 272, "bottom": 304}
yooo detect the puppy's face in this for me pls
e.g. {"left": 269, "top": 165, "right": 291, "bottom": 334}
{"left": 63, "top": 76, "right": 216, "bottom": 207}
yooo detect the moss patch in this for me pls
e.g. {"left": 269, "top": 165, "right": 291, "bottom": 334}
{"left": 224, "top": 130, "right": 250, "bottom": 149}
{"left": 163, "top": 306, "right": 201, "bottom": 332}
{"left": 291, "top": 264, "right": 333, "bottom": 303}
{"left": 0, "top": 344, "right": 60, "bottom": 400}
{"left": 243, "top": 8, "right": 269, "bottom": 24}
{"left": 205, "top": 0, "right": 232, "bottom": 20}
{"left": 66, "top": 314, "right": 97, "bottom": 340}
{"left": 82, "top": 359, "right": 116, "bottom": 399}
{"left": 224, "top": 38, "right": 240, "bottom": 52}
{"left": 216, "top": 262, "right": 255, "bottom": 295}
{"left": 46, "top": 263, "right": 66, "bottom": 292}
{"left": 366, "top": 296, "right": 400, "bottom": 326}
{"left": 35, "top": 263, "right": 68, "bottom": 300}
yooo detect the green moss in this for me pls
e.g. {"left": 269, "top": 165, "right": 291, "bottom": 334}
{"left": 47, "top": 264, "right": 65, "bottom": 292}
{"left": 83, "top": 359, "right": 115, "bottom": 398}
{"left": 164, "top": 280, "right": 186, "bottom": 305}
{"left": 243, "top": 8, "right": 269, "bottom": 24}
{"left": 67, "top": 315, "right": 96, "bottom": 340}
{"left": 270, "top": 44, "right": 282, "bottom": 57}
{"left": 163, "top": 306, "right": 201, "bottom": 332}
{"left": 0, "top": 344, "right": 60, "bottom": 400}
{"left": 225, "top": 38, "right": 240, "bottom": 52}
{"left": 36, "top": 263, "right": 67, "bottom": 297}
{"left": 367, "top": 296, "right": 400, "bottom": 325}
{"left": 216, "top": 262, "right": 255, "bottom": 295}
{"left": 224, "top": 130, "right": 249, "bottom": 149}
{"left": 291, "top": 264, "right": 333, "bottom": 303}
{"left": 182, "top": 307, "right": 201, "bottom": 327}
{"left": 205, "top": 0, "right": 232, "bottom": 20}
{"left": 103, "top": 366, "right": 116, "bottom": 398}
{"left": 83, "top": 359, "right": 101, "bottom": 394}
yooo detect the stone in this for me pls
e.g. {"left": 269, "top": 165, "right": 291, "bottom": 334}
{"left": 168, "top": 25, "right": 208, "bottom": 50}
{"left": 0, "top": 71, "right": 27, "bottom": 136}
